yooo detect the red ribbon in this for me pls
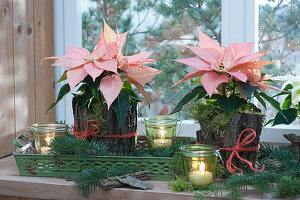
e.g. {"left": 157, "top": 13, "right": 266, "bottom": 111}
{"left": 73, "top": 120, "right": 137, "bottom": 140}
{"left": 219, "top": 128, "right": 265, "bottom": 174}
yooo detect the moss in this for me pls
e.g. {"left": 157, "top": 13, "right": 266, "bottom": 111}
{"left": 168, "top": 177, "right": 194, "bottom": 192}
{"left": 189, "top": 101, "right": 231, "bottom": 135}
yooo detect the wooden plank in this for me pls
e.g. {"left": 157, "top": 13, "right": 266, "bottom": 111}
{"left": 34, "top": 0, "right": 55, "bottom": 122}
{"left": 0, "top": 0, "right": 15, "bottom": 157}
{"left": 13, "top": 0, "right": 35, "bottom": 138}
{"left": 0, "top": 156, "right": 282, "bottom": 200}
{"left": 0, "top": 196, "right": 41, "bottom": 200}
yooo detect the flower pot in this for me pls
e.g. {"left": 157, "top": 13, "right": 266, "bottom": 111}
{"left": 72, "top": 97, "right": 137, "bottom": 155}
{"left": 196, "top": 113, "right": 263, "bottom": 173}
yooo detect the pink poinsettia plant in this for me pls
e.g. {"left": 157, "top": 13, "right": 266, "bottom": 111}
{"left": 44, "top": 20, "right": 161, "bottom": 126}
{"left": 171, "top": 28, "right": 288, "bottom": 117}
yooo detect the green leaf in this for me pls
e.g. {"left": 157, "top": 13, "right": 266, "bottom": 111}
{"left": 123, "top": 81, "right": 132, "bottom": 90}
{"left": 218, "top": 95, "right": 236, "bottom": 114}
{"left": 264, "top": 119, "right": 274, "bottom": 126}
{"left": 56, "top": 70, "right": 67, "bottom": 83}
{"left": 112, "top": 89, "right": 130, "bottom": 127}
{"left": 238, "top": 82, "right": 259, "bottom": 99}
{"left": 80, "top": 87, "right": 93, "bottom": 108}
{"left": 254, "top": 91, "right": 266, "bottom": 109}
{"left": 195, "top": 87, "right": 207, "bottom": 101}
{"left": 272, "top": 84, "right": 292, "bottom": 97}
{"left": 234, "top": 96, "right": 248, "bottom": 111}
{"left": 272, "top": 108, "right": 298, "bottom": 126}
{"left": 282, "top": 95, "right": 292, "bottom": 109}
{"left": 46, "top": 84, "right": 70, "bottom": 114}
{"left": 170, "top": 86, "right": 205, "bottom": 115}
{"left": 124, "top": 88, "right": 142, "bottom": 102}
{"left": 259, "top": 92, "right": 286, "bottom": 119}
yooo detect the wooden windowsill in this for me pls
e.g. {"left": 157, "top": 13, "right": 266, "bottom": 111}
{"left": 0, "top": 156, "right": 283, "bottom": 200}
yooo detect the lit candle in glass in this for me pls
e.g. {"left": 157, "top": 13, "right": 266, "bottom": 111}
{"left": 31, "top": 122, "right": 68, "bottom": 154}
{"left": 189, "top": 161, "right": 213, "bottom": 187}
{"left": 40, "top": 133, "right": 54, "bottom": 154}
{"left": 152, "top": 127, "right": 171, "bottom": 148}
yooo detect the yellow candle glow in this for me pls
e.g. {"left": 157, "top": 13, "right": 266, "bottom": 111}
{"left": 41, "top": 134, "right": 53, "bottom": 154}
{"left": 189, "top": 161, "right": 213, "bottom": 187}
{"left": 152, "top": 127, "right": 171, "bottom": 148}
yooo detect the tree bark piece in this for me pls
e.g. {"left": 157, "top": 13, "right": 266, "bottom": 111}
{"left": 197, "top": 113, "right": 263, "bottom": 173}
{"left": 72, "top": 98, "right": 137, "bottom": 155}
{"left": 283, "top": 133, "right": 300, "bottom": 161}
{"left": 101, "top": 171, "right": 150, "bottom": 190}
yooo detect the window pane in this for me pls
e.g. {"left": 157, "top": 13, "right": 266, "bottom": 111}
{"left": 258, "top": 0, "right": 300, "bottom": 125}
{"left": 81, "top": 0, "right": 222, "bottom": 119}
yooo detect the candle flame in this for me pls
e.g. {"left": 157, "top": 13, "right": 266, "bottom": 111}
{"left": 192, "top": 161, "right": 206, "bottom": 173}
{"left": 200, "top": 161, "right": 205, "bottom": 172}
{"left": 45, "top": 135, "right": 51, "bottom": 146}
{"left": 160, "top": 127, "right": 165, "bottom": 139}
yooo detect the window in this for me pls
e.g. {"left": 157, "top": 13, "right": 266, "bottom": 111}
{"left": 53, "top": 0, "right": 299, "bottom": 143}
{"left": 258, "top": 0, "right": 300, "bottom": 125}
{"left": 81, "top": 0, "right": 222, "bottom": 119}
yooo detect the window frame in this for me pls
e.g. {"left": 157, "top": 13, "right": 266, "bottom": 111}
{"left": 53, "top": 0, "right": 299, "bottom": 144}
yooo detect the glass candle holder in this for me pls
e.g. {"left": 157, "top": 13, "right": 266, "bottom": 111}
{"left": 144, "top": 116, "right": 179, "bottom": 148}
{"left": 180, "top": 144, "right": 219, "bottom": 187}
{"left": 30, "top": 122, "right": 68, "bottom": 154}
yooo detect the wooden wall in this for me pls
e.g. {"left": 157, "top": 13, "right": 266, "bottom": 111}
{"left": 0, "top": 0, "right": 55, "bottom": 157}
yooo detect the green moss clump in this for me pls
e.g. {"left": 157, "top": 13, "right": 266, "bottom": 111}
{"left": 168, "top": 177, "right": 194, "bottom": 192}
{"left": 189, "top": 101, "right": 231, "bottom": 135}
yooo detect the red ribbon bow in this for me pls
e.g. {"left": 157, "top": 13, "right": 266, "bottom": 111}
{"left": 220, "top": 128, "right": 265, "bottom": 174}
{"left": 73, "top": 120, "right": 100, "bottom": 140}
{"left": 73, "top": 120, "right": 138, "bottom": 140}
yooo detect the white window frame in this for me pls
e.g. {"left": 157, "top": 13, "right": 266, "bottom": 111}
{"left": 53, "top": 0, "right": 299, "bottom": 144}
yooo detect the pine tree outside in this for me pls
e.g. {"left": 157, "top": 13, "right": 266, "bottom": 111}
{"left": 81, "top": 0, "right": 299, "bottom": 126}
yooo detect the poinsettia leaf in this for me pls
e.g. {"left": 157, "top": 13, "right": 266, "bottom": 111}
{"left": 264, "top": 119, "right": 274, "bottom": 126}
{"left": 123, "top": 81, "right": 132, "bottom": 90}
{"left": 234, "top": 96, "right": 248, "bottom": 111}
{"left": 45, "top": 84, "right": 70, "bottom": 114}
{"left": 259, "top": 92, "right": 286, "bottom": 119}
{"left": 238, "top": 82, "right": 259, "bottom": 99}
{"left": 124, "top": 88, "right": 142, "bottom": 103}
{"left": 112, "top": 89, "right": 130, "bottom": 127}
{"left": 218, "top": 95, "right": 236, "bottom": 114}
{"left": 254, "top": 91, "right": 266, "bottom": 109}
{"left": 56, "top": 70, "right": 67, "bottom": 83}
{"left": 282, "top": 94, "right": 292, "bottom": 109}
{"left": 195, "top": 87, "right": 207, "bottom": 101}
{"left": 272, "top": 84, "right": 293, "bottom": 97}
{"left": 80, "top": 86, "right": 93, "bottom": 108}
{"left": 170, "top": 86, "right": 204, "bottom": 115}
{"left": 272, "top": 108, "right": 298, "bottom": 126}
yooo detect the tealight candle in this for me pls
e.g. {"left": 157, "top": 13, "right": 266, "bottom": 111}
{"left": 40, "top": 134, "right": 53, "bottom": 154}
{"left": 189, "top": 161, "right": 213, "bottom": 187}
{"left": 152, "top": 127, "right": 171, "bottom": 148}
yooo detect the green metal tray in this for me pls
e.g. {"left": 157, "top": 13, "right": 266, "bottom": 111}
{"left": 14, "top": 154, "right": 174, "bottom": 180}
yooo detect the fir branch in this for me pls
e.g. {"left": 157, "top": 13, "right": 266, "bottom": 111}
{"left": 194, "top": 144, "right": 300, "bottom": 200}
{"left": 49, "top": 135, "right": 108, "bottom": 162}
{"left": 74, "top": 166, "right": 140, "bottom": 197}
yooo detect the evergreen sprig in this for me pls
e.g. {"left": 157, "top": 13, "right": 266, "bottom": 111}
{"left": 49, "top": 135, "right": 108, "bottom": 162}
{"left": 193, "top": 144, "right": 300, "bottom": 199}
{"left": 49, "top": 135, "right": 195, "bottom": 159}
{"left": 74, "top": 166, "right": 139, "bottom": 197}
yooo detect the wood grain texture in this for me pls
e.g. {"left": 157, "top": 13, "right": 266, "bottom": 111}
{"left": 0, "top": 156, "right": 280, "bottom": 200}
{"left": 0, "top": 0, "right": 55, "bottom": 157}
{"left": 13, "top": 0, "right": 35, "bottom": 138}
{"left": 0, "top": 195, "right": 41, "bottom": 200}
{"left": 0, "top": 0, "right": 15, "bottom": 157}
{"left": 34, "top": 0, "right": 55, "bottom": 122}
